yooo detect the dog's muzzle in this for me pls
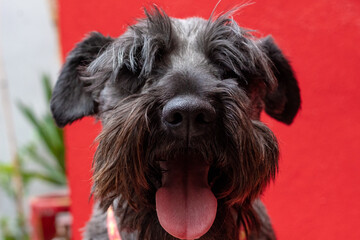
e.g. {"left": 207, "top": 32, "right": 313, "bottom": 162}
{"left": 155, "top": 95, "right": 218, "bottom": 239}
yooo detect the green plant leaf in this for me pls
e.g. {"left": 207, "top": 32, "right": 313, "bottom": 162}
{"left": 16, "top": 75, "right": 67, "bottom": 187}
{"left": 17, "top": 102, "right": 60, "bottom": 163}
{"left": 21, "top": 144, "right": 66, "bottom": 184}
{"left": 0, "top": 217, "right": 30, "bottom": 240}
{"left": 0, "top": 217, "right": 17, "bottom": 240}
{"left": 22, "top": 170, "right": 66, "bottom": 185}
{"left": 42, "top": 74, "right": 53, "bottom": 104}
{"left": 42, "top": 115, "right": 65, "bottom": 172}
{"left": 22, "top": 144, "right": 54, "bottom": 171}
{"left": 0, "top": 163, "right": 14, "bottom": 174}
{"left": 16, "top": 102, "right": 65, "bottom": 173}
{"left": 0, "top": 163, "right": 16, "bottom": 196}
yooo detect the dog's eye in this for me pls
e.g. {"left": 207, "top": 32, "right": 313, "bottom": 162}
{"left": 221, "top": 71, "right": 248, "bottom": 88}
{"left": 115, "top": 68, "right": 147, "bottom": 94}
{"left": 222, "top": 71, "right": 237, "bottom": 81}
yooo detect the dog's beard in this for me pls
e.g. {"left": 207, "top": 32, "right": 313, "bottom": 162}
{"left": 92, "top": 81, "right": 278, "bottom": 240}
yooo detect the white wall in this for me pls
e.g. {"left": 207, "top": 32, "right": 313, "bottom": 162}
{"left": 0, "top": 0, "right": 61, "bottom": 219}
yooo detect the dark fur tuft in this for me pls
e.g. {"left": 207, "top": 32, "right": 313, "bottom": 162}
{"left": 200, "top": 12, "right": 276, "bottom": 90}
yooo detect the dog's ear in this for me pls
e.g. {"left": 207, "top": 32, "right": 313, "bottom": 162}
{"left": 51, "top": 32, "right": 113, "bottom": 128}
{"left": 258, "top": 36, "right": 301, "bottom": 125}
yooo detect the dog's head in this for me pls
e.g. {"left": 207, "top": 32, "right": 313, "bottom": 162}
{"left": 51, "top": 7, "right": 300, "bottom": 240}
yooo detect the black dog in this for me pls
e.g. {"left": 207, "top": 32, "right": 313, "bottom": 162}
{"left": 51, "top": 7, "right": 300, "bottom": 240}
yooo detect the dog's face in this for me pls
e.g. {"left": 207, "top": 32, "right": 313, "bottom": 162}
{"left": 51, "top": 8, "right": 300, "bottom": 240}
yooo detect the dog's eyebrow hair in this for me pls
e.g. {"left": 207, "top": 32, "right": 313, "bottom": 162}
{"left": 90, "top": 6, "right": 177, "bottom": 79}
{"left": 199, "top": 11, "right": 275, "bottom": 89}
{"left": 82, "top": 6, "right": 179, "bottom": 98}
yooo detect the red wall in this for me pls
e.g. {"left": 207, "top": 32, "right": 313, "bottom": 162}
{"left": 58, "top": 0, "right": 360, "bottom": 239}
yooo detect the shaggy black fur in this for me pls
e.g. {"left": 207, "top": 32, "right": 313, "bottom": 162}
{"left": 51, "top": 6, "right": 300, "bottom": 240}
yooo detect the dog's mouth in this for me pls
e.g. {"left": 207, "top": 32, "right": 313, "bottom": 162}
{"left": 155, "top": 151, "right": 217, "bottom": 239}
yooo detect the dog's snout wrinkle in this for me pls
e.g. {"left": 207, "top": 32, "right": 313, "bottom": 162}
{"left": 162, "top": 96, "right": 216, "bottom": 138}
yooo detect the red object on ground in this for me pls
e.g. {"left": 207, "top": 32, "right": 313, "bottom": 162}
{"left": 58, "top": 0, "right": 360, "bottom": 239}
{"left": 30, "top": 192, "right": 70, "bottom": 240}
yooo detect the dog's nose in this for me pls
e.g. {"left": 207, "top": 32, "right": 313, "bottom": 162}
{"left": 162, "top": 96, "right": 216, "bottom": 138}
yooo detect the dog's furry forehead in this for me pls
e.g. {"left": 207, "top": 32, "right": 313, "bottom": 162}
{"left": 137, "top": 13, "right": 208, "bottom": 30}
{"left": 114, "top": 9, "right": 245, "bottom": 44}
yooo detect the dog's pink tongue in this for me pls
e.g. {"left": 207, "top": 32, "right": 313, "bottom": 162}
{"left": 156, "top": 157, "right": 217, "bottom": 240}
